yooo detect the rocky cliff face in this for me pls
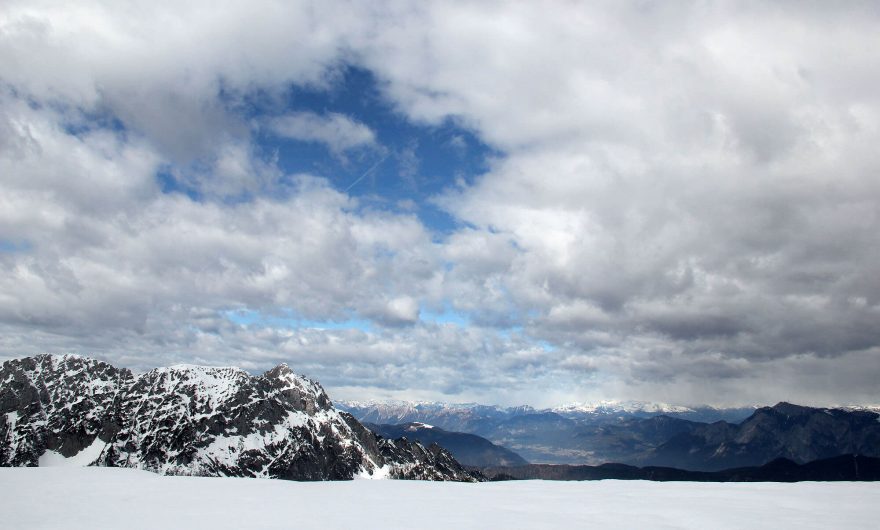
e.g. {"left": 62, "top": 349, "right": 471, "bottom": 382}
{"left": 0, "top": 354, "right": 132, "bottom": 467}
{"left": 0, "top": 354, "right": 480, "bottom": 482}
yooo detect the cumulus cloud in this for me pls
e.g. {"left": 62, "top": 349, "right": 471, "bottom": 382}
{"left": 1, "top": 1, "right": 879, "bottom": 406}
{"left": 365, "top": 296, "right": 420, "bottom": 327}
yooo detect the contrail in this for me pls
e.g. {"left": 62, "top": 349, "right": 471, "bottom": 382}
{"left": 344, "top": 153, "right": 389, "bottom": 193}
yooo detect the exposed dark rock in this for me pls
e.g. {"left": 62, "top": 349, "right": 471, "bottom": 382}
{"left": 378, "top": 436, "right": 484, "bottom": 481}
{"left": 1, "top": 355, "right": 132, "bottom": 466}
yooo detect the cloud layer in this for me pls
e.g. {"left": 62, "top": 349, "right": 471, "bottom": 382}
{"left": 1, "top": 1, "right": 879, "bottom": 406}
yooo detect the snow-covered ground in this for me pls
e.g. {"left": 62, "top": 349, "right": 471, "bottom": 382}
{"left": 2, "top": 468, "right": 878, "bottom": 529}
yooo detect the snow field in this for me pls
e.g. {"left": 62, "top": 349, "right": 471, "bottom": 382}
{"left": 2, "top": 467, "right": 879, "bottom": 529}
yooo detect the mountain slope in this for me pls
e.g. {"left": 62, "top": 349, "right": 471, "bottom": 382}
{"left": 366, "top": 422, "right": 528, "bottom": 467}
{"left": 0, "top": 354, "right": 132, "bottom": 467}
{"left": 0, "top": 354, "right": 479, "bottom": 481}
{"left": 642, "top": 402, "right": 880, "bottom": 471}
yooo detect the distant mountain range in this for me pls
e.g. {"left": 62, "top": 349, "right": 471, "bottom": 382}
{"left": 365, "top": 422, "right": 528, "bottom": 467}
{"left": 640, "top": 402, "right": 880, "bottom": 471}
{"left": 0, "top": 355, "right": 479, "bottom": 482}
{"left": 340, "top": 400, "right": 880, "bottom": 471}
{"left": 339, "top": 399, "right": 758, "bottom": 426}
{"left": 338, "top": 400, "right": 758, "bottom": 465}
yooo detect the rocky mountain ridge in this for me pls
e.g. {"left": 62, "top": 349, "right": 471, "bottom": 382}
{"left": 0, "top": 354, "right": 479, "bottom": 482}
{"left": 641, "top": 401, "right": 880, "bottom": 471}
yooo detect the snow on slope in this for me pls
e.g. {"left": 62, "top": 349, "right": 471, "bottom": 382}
{"left": 1, "top": 467, "right": 878, "bottom": 530}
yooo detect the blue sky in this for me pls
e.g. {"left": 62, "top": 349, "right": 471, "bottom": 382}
{"left": 159, "top": 66, "right": 494, "bottom": 233}
{"left": 1, "top": 2, "right": 879, "bottom": 407}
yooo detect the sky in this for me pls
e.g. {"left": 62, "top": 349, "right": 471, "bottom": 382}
{"left": 1, "top": 1, "right": 879, "bottom": 408}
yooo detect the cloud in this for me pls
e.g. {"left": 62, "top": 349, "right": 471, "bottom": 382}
{"left": 366, "top": 296, "right": 420, "bottom": 327}
{"left": 1, "top": 1, "right": 879, "bottom": 406}
{"left": 268, "top": 112, "right": 377, "bottom": 154}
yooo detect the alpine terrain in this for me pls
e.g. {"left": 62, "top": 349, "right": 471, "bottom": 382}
{"left": 0, "top": 354, "right": 480, "bottom": 482}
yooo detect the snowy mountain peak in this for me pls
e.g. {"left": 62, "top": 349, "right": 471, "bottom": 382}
{"left": 147, "top": 365, "right": 251, "bottom": 403}
{"left": 27, "top": 353, "right": 124, "bottom": 380}
{"left": 262, "top": 364, "right": 332, "bottom": 414}
{"left": 1, "top": 355, "right": 480, "bottom": 482}
{"left": 839, "top": 404, "right": 880, "bottom": 414}
{"left": 551, "top": 400, "right": 696, "bottom": 415}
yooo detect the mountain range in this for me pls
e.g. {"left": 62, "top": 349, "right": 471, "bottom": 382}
{"left": 0, "top": 354, "right": 479, "bottom": 482}
{"left": 339, "top": 400, "right": 756, "bottom": 464}
{"left": 341, "top": 400, "right": 880, "bottom": 470}
{"left": 5, "top": 355, "right": 877, "bottom": 478}
{"left": 339, "top": 399, "right": 757, "bottom": 427}
{"left": 641, "top": 402, "right": 880, "bottom": 471}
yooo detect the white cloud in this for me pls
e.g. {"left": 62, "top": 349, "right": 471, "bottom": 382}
{"left": 268, "top": 112, "right": 377, "bottom": 154}
{"left": 380, "top": 296, "right": 420, "bottom": 327}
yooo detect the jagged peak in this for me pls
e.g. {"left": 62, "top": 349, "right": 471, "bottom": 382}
{"left": 33, "top": 352, "right": 86, "bottom": 360}
{"left": 148, "top": 364, "right": 250, "bottom": 386}
{"left": 2, "top": 354, "right": 128, "bottom": 386}
{"left": 262, "top": 363, "right": 332, "bottom": 411}
{"left": 160, "top": 363, "right": 247, "bottom": 375}
{"left": 27, "top": 353, "right": 106, "bottom": 368}
{"left": 264, "top": 363, "right": 323, "bottom": 389}
{"left": 263, "top": 363, "right": 295, "bottom": 378}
